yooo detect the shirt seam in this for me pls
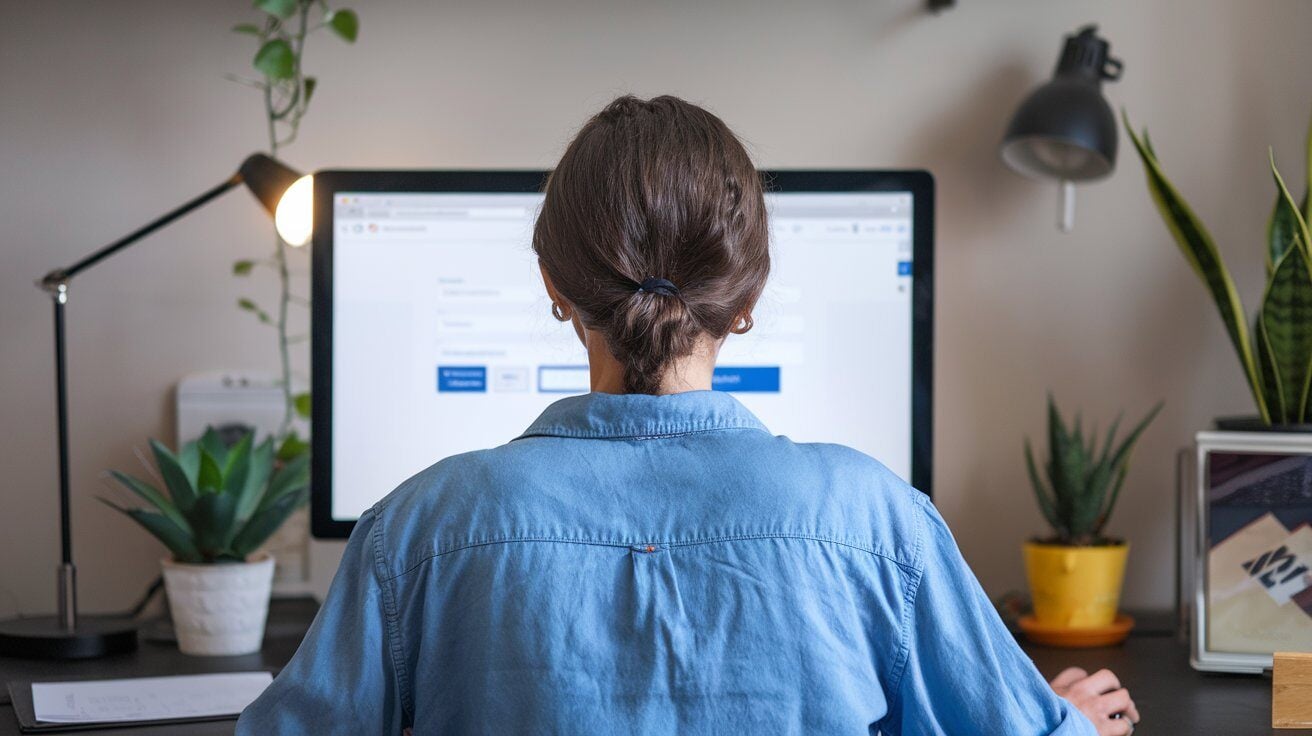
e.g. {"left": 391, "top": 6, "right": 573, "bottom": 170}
{"left": 370, "top": 510, "right": 414, "bottom": 719}
{"left": 513, "top": 423, "right": 771, "bottom": 442}
{"left": 884, "top": 493, "right": 930, "bottom": 702}
{"left": 379, "top": 532, "right": 917, "bottom": 583}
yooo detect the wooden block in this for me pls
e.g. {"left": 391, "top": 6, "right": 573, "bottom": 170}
{"left": 1273, "top": 651, "right": 1312, "bottom": 728}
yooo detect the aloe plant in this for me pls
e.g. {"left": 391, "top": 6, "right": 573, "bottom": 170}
{"left": 1025, "top": 397, "right": 1161, "bottom": 545}
{"left": 1124, "top": 110, "right": 1312, "bottom": 425}
{"left": 101, "top": 428, "right": 309, "bottom": 564}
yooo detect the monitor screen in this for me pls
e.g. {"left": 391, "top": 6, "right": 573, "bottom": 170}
{"left": 311, "top": 171, "right": 933, "bottom": 536}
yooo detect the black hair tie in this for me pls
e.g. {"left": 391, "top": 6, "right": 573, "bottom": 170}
{"left": 637, "top": 277, "right": 680, "bottom": 296}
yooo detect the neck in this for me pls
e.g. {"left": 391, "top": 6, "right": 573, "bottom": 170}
{"left": 582, "top": 329, "right": 720, "bottom": 395}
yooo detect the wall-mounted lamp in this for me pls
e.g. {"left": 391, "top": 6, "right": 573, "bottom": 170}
{"left": 1000, "top": 25, "right": 1123, "bottom": 232}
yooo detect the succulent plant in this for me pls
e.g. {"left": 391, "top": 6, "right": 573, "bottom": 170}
{"left": 1024, "top": 397, "right": 1162, "bottom": 545}
{"left": 1124, "top": 110, "right": 1312, "bottom": 426}
{"left": 101, "top": 428, "right": 309, "bottom": 564}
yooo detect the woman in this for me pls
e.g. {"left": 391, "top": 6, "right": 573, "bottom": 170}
{"left": 238, "top": 95, "right": 1138, "bottom": 735}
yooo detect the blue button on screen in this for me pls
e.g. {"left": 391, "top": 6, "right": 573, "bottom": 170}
{"left": 437, "top": 366, "right": 487, "bottom": 392}
{"left": 712, "top": 366, "right": 781, "bottom": 392}
{"left": 897, "top": 261, "right": 912, "bottom": 276}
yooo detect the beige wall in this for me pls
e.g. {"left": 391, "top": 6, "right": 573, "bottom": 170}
{"left": 3, "top": 0, "right": 1310, "bottom": 616}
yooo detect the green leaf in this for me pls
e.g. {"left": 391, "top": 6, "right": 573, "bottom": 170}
{"left": 303, "top": 76, "right": 317, "bottom": 105}
{"left": 1268, "top": 195, "right": 1302, "bottom": 277}
{"left": 262, "top": 452, "right": 310, "bottom": 512}
{"left": 1256, "top": 315, "right": 1286, "bottom": 423}
{"left": 149, "top": 439, "right": 197, "bottom": 513}
{"left": 199, "top": 427, "right": 230, "bottom": 468}
{"left": 1024, "top": 439, "right": 1061, "bottom": 536}
{"left": 293, "top": 392, "right": 312, "bottom": 419}
{"left": 253, "top": 39, "right": 295, "bottom": 81}
{"left": 232, "top": 23, "right": 263, "bottom": 36}
{"left": 233, "top": 259, "right": 255, "bottom": 276}
{"left": 327, "top": 9, "right": 359, "bottom": 42}
{"left": 236, "top": 438, "right": 276, "bottom": 523}
{"left": 1123, "top": 112, "right": 1267, "bottom": 422}
{"left": 1259, "top": 242, "right": 1312, "bottom": 423}
{"left": 276, "top": 432, "right": 309, "bottom": 462}
{"left": 254, "top": 0, "right": 297, "bottom": 19}
{"left": 197, "top": 450, "right": 224, "bottom": 494}
{"left": 222, "top": 432, "right": 254, "bottom": 497}
{"left": 186, "top": 493, "right": 239, "bottom": 560}
{"left": 100, "top": 499, "right": 200, "bottom": 563}
{"left": 1304, "top": 107, "right": 1312, "bottom": 224}
{"left": 177, "top": 441, "right": 200, "bottom": 493}
{"left": 237, "top": 297, "right": 273, "bottom": 324}
{"left": 1271, "top": 150, "right": 1312, "bottom": 260}
{"left": 231, "top": 489, "right": 305, "bottom": 557}
{"left": 1106, "top": 402, "right": 1164, "bottom": 475}
{"left": 107, "top": 470, "right": 191, "bottom": 534}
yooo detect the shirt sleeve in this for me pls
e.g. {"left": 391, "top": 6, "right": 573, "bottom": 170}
{"left": 236, "top": 507, "right": 407, "bottom": 734}
{"left": 879, "top": 495, "right": 1097, "bottom": 736}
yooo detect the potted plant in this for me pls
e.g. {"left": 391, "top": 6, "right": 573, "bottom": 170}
{"left": 101, "top": 428, "right": 309, "bottom": 655}
{"left": 1022, "top": 397, "right": 1160, "bottom": 636}
{"left": 1123, "top": 111, "right": 1311, "bottom": 429}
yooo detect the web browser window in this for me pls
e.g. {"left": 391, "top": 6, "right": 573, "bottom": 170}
{"left": 330, "top": 191, "right": 914, "bottom": 521}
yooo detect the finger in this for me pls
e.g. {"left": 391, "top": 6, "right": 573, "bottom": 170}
{"left": 1102, "top": 717, "right": 1134, "bottom": 736}
{"left": 1050, "top": 667, "right": 1088, "bottom": 691}
{"left": 1096, "top": 688, "right": 1131, "bottom": 716}
{"left": 1078, "top": 668, "right": 1122, "bottom": 696}
{"left": 1124, "top": 696, "right": 1140, "bottom": 724}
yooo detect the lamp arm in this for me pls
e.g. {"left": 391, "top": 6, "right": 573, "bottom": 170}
{"left": 38, "top": 172, "right": 243, "bottom": 292}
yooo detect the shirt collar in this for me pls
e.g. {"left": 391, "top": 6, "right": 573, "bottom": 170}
{"left": 517, "top": 390, "right": 770, "bottom": 440}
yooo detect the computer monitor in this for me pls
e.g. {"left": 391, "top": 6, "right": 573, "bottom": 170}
{"left": 310, "top": 170, "right": 933, "bottom": 538}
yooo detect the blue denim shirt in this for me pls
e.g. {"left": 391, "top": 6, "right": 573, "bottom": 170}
{"left": 238, "top": 391, "right": 1094, "bottom": 735}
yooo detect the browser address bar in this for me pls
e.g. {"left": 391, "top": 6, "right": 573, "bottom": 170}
{"left": 387, "top": 206, "right": 531, "bottom": 219}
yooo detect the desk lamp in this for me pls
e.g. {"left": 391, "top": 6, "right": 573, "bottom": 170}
{"left": 1000, "top": 25, "right": 1123, "bottom": 232}
{"left": 0, "top": 154, "right": 312, "bottom": 659}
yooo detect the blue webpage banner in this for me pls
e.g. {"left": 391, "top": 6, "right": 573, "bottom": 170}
{"left": 712, "top": 366, "right": 781, "bottom": 393}
{"left": 437, "top": 365, "right": 487, "bottom": 392}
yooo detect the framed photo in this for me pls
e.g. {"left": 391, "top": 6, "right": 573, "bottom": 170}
{"left": 1191, "top": 431, "right": 1312, "bottom": 673}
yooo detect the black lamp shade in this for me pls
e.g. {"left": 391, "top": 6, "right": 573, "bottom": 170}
{"left": 238, "top": 153, "right": 303, "bottom": 216}
{"left": 1000, "top": 25, "right": 1122, "bottom": 183}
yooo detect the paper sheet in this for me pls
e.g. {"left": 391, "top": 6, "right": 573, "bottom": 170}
{"left": 31, "top": 671, "right": 272, "bottom": 724}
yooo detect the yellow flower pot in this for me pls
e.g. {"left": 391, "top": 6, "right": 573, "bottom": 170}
{"left": 1023, "top": 541, "right": 1128, "bottom": 628}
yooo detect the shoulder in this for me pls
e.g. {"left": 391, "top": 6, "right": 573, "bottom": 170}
{"left": 775, "top": 440, "right": 931, "bottom": 570}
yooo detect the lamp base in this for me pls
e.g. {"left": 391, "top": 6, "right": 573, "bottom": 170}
{"left": 0, "top": 615, "right": 138, "bottom": 659}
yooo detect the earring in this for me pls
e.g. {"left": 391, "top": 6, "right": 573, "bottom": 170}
{"left": 731, "top": 315, "right": 754, "bottom": 334}
{"left": 551, "top": 302, "right": 570, "bottom": 322}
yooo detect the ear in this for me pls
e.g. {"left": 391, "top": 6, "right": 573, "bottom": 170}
{"left": 539, "top": 262, "right": 564, "bottom": 305}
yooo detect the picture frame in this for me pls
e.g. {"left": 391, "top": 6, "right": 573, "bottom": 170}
{"left": 1190, "top": 431, "right": 1312, "bottom": 673}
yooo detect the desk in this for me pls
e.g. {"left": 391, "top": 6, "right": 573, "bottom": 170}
{"left": 1023, "top": 634, "right": 1306, "bottom": 735}
{"left": 0, "top": 601, "right": 1298, "bottom": 735}
{"left": 0, "top": 598, "right": 314, "bottom": 735}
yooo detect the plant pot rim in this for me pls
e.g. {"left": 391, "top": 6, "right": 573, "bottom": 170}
{"left": 1024, "top": 540, "right": 1128, "bottom": 550}
{"left": 160, "top": 552, "right": 273, "bottom": 570}
{"left": 1214, "top": 415, "right": 1312, "bottom": 433}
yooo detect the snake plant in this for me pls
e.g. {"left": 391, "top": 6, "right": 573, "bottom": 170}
{"left": 101, "top": 428, "right": 309, "bottom": 563}
{"left": 1025, "top": 397, "right": 1161, "bottom": 545}
{"left": 1124, "top": 110, "right": 1312, "bottom": 425}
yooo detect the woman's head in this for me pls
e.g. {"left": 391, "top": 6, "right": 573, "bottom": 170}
{"left": 533, "top": 95, "right": 770, "bottom": 394}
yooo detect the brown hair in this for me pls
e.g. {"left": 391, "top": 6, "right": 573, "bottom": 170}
{"left": 533, "top": 95, "right": 770, "bottom": 394}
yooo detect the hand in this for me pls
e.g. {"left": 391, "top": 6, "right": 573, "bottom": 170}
{"left": 1049, "top": 667, "right": 1140, "bottom": 736}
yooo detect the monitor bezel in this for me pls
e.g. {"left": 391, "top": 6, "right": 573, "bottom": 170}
{"left": 310, "top": 169, "right": 934, "bottom": 538}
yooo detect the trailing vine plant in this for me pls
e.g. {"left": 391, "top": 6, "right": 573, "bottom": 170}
{"left": 228, "top": 0, "right": 359, "bottom": 459}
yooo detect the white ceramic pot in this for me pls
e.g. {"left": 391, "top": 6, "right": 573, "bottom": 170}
{"left": 161, "top": 554, "right": 275, "bottom": 656}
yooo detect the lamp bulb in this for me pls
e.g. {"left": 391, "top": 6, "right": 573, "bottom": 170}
{"left": 275, "top": 174, "right": 314, "bottom": 247}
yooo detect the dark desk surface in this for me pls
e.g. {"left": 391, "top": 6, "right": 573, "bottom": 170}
{"left": 0, "top": 602, "right": 1298, "bottom": 735}
{"left": 0, "top": 598, "right": 315, "bottom": 735}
